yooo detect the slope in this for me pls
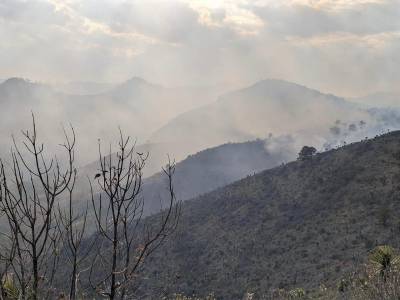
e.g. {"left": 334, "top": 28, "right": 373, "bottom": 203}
{"left": 140, "top": 138, "right": 294, "bottom": 216}
{"left": 148, "top": 79, "right": 374, "bottom": 164}
{"left": 138, "top": 131, "right": 400, "bottom": 299}
{"left": 80, "top": 137, "right": 295, "bottom": 218}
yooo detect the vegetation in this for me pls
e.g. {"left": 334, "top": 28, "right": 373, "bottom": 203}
{"left": 134, "top": 131, "right": 400, "bottom": 299}
{"left": 1, "top": 116, "right": 400, "bottom": 299}
{"left": 141, "top": 138, "right": 289, "bottom": 216}
{"left": 87, "top": 131, "right": 180, "bottom": 299}
{"left": 0, "top": 116, "right": 180, "bottom": 299}
{"left": 161, "top": 245, "right": 400, "bottom": 299}
{"left": 297, "top": 146, "right": 317, "bottom": 161}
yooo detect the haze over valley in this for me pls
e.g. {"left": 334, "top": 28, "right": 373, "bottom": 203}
{"left": 1, "top": 1, "right": 400, "bottom": 299}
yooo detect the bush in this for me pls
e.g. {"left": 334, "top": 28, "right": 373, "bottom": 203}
{"left": 2, "top": 274, "right": 20, "bottom": 300}
{"left": 343, "top": 246, "right": 400, "bottom": 300}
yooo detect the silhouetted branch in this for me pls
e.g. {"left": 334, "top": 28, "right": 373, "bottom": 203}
{"left": 89, "top": 131, "right": 180, "bottom": 300}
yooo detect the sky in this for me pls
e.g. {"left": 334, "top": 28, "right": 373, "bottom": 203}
{"left": 1, "top": 0, "right": 400, "bottom": 96}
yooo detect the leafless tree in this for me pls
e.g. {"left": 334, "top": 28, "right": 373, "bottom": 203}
{"left": 57, "top": 173, "right": 92, "bottom": 300}
{"left": 89, "top": 130, "right": 180, "bottom": 299}
{"left": 0, "top": 114, "right": 76, "bottom": 300}
{"left": 0, "top": 217, "right": 17, "bottom": 300}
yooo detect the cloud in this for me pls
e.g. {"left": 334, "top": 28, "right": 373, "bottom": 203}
{"left": 0, "top": 0, "right": 68, "bottom": 25}
{"left": 184, "top": 0, "right": 264, "bottom": 35}
{"left": 249, "top": 0, "right": 400, "bottom": 37}
{"left": 0, "top": 0, "right": 399, "bottom": 95}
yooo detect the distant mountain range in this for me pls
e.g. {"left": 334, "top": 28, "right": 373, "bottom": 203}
{"left": 147, "top": 79, "right": 386, "bottom": 166}
{"left": 136, "top": 131, "right": 400, "bottom": 299}
{"left": 2, "top": 77, "right": 400, "bottom": 178}
{"left": 0, "top": 77, "right": 225, "bottom": 165}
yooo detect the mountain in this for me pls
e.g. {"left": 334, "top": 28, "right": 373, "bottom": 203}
{"left": 0, "top": 77, "right": 226, "bottom": 165}
{"left": 62, "top": 76, "right": 227, "bottom": 145}
{"left": 78, "top": 79, "right": 400, "bottom": 189}
{"left": 136, "top": 131, "right": 400, "bottom": 299}
{"left": 0, "top": 78, "right": 66, "bottom": 155}
{"left": 140, "top": 138, "right": 294, "bottom": 216}
{"left": 79, "top": 137, "right": 295, "bottom": 218}
{"left": 0, "top": 77, "right": 54, "bottom": 104}
{"left": 147, "top": 79, "right": 374, "bottom": 165}
{"left": 4, "top": 77, "right": 398, "bottom": 180}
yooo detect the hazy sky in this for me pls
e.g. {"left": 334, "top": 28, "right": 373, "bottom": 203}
{"left": 1, "top": 0, "right": 399, "bottom": 96}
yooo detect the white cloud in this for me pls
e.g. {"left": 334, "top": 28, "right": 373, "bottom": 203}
{"left": 0, "top": 0, "right": 399, "bottom": 95}
{"left": 183, "top": 0, "right": 264, "bottom": 35}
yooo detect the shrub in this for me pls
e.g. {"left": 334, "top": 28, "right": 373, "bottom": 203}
{"left": 2, "top": 274, "right": 20, "bottom": 300}
{"left": 288, "top": 288, "right": 306, "bottom": 299}
{"left": 368, "top": 245, "right": 399, "bottom": 278}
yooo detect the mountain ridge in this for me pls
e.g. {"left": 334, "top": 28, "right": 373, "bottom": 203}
{"left": 147, "top": 78, "right": 372, "bottom": 166}
{"left": 136, "top": 131, "right": 400, "bottom": 299}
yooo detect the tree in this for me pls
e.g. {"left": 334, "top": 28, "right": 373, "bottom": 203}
{"left": 297, "top": 146, "right": 317, "bottom": 161}
{"left": 0, "top": 117, "right": 180, "bottom": 299}
{"left": 0, "top": 220, "right": 17, "bottom": 299}
{"left": 57, "top": 176, "right": 91, "bottom": 300}
{"left": 88, "top": 130, "right": 180, "bottom": 299}
{"left": 0, "top": 114, "right": 76, "bottom": 299}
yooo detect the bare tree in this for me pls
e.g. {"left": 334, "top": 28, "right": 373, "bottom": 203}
{"left": 57, "top": 174, "right": 92, "bottom": 300}
{"left": 0, "top": 114, "right": 76, "bottom": 300}
{"left": 0, "top": 217, "right": 17, "bottom": 300}
{"left": 89, "top": 130, "right": 180, "bottom": 300}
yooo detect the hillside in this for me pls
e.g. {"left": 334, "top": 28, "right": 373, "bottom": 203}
{"left": 148, "top": 79, "right": 376, "bottom": 164}
{"left": 136, "top": 131, "right": 400, "bottom": 299}
{"left": 140, "top": 138, "right": 294, "bottom": 216}
{"left": 77, "top": 79, "right": 400, "bottom": 181}
{"left": 79, "top": 138, "right": 294, "bottom": 218}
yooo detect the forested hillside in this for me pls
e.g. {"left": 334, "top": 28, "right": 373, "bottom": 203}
{"left": 137, "top": 131, "right": 400, "bottom": 299}
{"left": 141, "top": 139, "right": 291, "bottom": 216}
